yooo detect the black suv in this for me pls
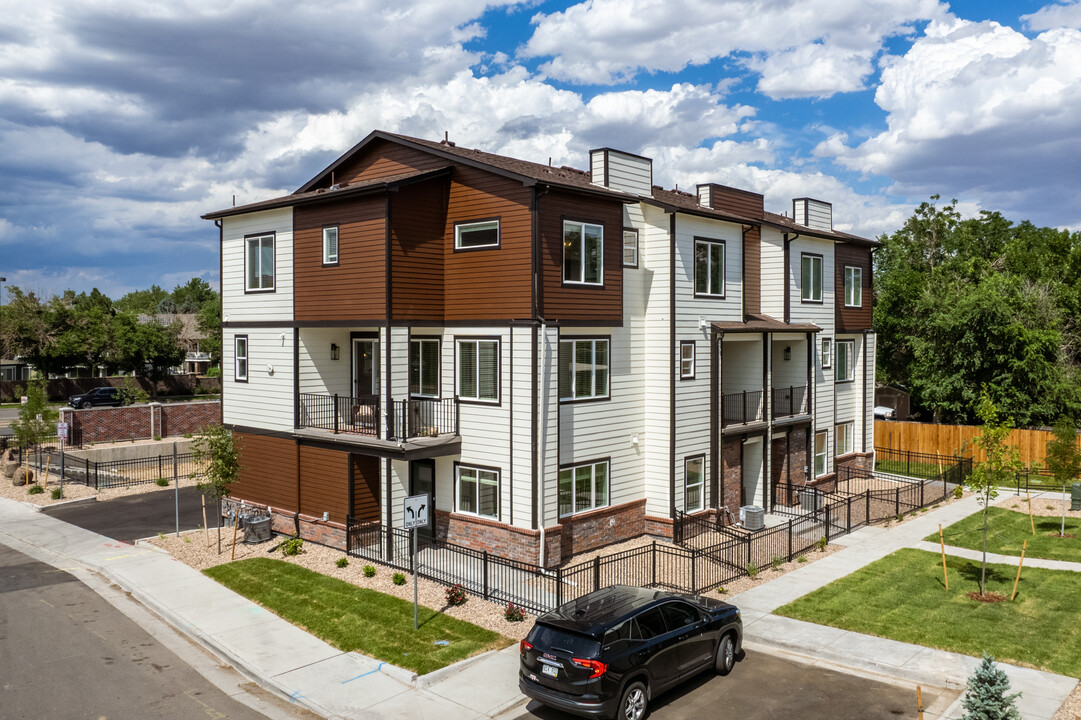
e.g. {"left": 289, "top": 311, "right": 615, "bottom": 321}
{"left": 68, "top": 386, "right": 126, "bottom": 409}
{"left": 519, "top": 585, "right": 742, "bottom": 720}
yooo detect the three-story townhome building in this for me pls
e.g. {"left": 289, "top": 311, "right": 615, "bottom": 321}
{"left": 203, "top": 130, "right": 876, "bottom": 567}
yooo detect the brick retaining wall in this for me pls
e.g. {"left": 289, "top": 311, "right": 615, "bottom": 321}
{"left": 59, "top": 401, "right": 221, "bottom": 445}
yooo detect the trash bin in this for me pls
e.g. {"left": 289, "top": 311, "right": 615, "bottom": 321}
{"left": 242, "top": 516, "right": 272, "bottom": 543}
{"left": 1071, "top": 482, "right": 1081, "bottom": 511}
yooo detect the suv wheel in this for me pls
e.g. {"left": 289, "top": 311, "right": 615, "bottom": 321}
{"left": 81, "top": 400, "right": 92, "bottom": 409}
{"left": 715, "top": 633, "right": 735, "bottom": 675}
{"left": 618, "top": 681, "right": 648, "bottom": 720}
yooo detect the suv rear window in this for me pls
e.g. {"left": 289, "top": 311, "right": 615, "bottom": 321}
{"left": 527, "top": 624, "right": 601, "bottom": 657}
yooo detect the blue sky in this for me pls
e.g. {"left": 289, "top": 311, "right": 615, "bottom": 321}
{"left": 1, "top": 0, "right": 1079, "bottom": 300}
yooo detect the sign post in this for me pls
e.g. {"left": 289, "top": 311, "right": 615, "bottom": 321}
{"left": 57, "top": 421, "right": 69, "bottom": 493}
{"left": 402, "top": 493, "right": 430, "bottom": 631}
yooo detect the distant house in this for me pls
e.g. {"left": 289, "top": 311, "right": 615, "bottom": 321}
{"left": 1, "top": 358, "right": 31, "bottom": 383}
{"left": 139, "top": 313, "right": 211, "bottom": 374}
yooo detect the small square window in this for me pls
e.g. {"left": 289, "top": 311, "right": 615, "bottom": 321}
{"left": 323, "top": 226, "right": 339, "bottom": 265}
{"left": 694, "top": 239, "right": 725, "bottom": 297}
{"left": 563, "top": 220, "right": 604, "bottom": 285}
{"left": 679, "top": 341, "right": 695, "bottom": 380}
{"left": 455, "top": 220, "right": 500, "bottom": 250}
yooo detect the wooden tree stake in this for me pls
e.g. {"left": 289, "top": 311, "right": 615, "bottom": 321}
{"left": 43, "top": 458, "right": 51, "bottom": 486}
{"left": 917, "top": 685, "right": 924, "bottom": 720}
{"left": 1011, "top": 539, "right": 1027, "bottom": 601}
{"left": 1026, "top": 490, "right": 1035, "bottom": 535}
{"left": 230, "top": 513, "right": 240, "bottom": 561}
{"left": 201, "top": 495, "right": 209, "bottom": 546}
{"left": 938, "top": 524, "right": 949, "bottom": 590}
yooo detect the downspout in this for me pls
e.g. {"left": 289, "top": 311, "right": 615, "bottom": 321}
{"left": 215, "top": 219, "right": 224, "bottom": 425}
{"left": 532, "top": 184, "right": 550, "bottom": 568}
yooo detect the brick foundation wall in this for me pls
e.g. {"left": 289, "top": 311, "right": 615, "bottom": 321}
{"left": 721, "top": 437, "right": 742, "bottom": 519}
{"left": 60, "top": 401, "right": 221, "bottom": 445}
{"left": 644, "top": 515, "right": 674, "bottom": 538}
{"left": 435, "top": 510, "right": 556, "bottom": 566}
{"left": 835, "top": 452, "right": 873, "bottom": 475}
{"left": 559, "top": 500, "right": 646, "bottom": 558}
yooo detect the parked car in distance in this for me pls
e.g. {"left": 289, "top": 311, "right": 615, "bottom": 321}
{"left": 873, "top": 405, "right": 897, "bottom": 420}
{"left": 69, "top": 386, "right": 127, "bottom": 409}
{"left": 519, "top": 585, "right": 742, "bottom": 720}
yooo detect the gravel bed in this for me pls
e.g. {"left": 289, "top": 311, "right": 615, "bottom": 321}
{"left": 0, "top": 469, "right": 201, "bottom": 507}
{"left": 1052, "top": 682, "right": 1081, "bottom": 720}
{"left": 995, "top": 494, "right": 1081, "bottom": 519}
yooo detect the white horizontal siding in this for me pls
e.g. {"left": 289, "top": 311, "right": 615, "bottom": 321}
{"left": 592, "top": 149, "right": 652, "bottom": 195}
{"left": 721, "top": 338, "right": 762, "bottom": 394}
{"left": 510, "top": 325, "right": 534, "bottom": 528}
{"left": 760, "top": 228, "right": 785, "bottom": 318}
{"left": 222, "top": 329, "right": 294, "bottom": 432}
{"left": 298, "top": 328, "right": 352, "bottom": 397}
{"left": 640, "top": 203, "right": 672, "bottom": 518}
{"left": 834, "top": 334, "right": 861, "bottom": 425}
{"left": 770, "top": 337, "right": 808, "bottom": 389}
{"left": 221, "top": 208, "right": 293, "bottom": 323}
{"left": 864, "top": 334, "right": 876, "bottom": 453}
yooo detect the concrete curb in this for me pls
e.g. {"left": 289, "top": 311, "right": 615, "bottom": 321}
{"left": 21, "top": 494, "right": 99, "bottom": 512}
{"left": 414, "top": 648, "right": 499, "bottom": 689}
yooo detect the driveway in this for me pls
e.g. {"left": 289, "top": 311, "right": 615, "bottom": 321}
{"left": 42, "top": 485, "right": 213, "bottom": 542}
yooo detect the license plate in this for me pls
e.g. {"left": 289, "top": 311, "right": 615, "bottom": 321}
{"left": 542, "top": 665, "right": 559, "bottom": 678}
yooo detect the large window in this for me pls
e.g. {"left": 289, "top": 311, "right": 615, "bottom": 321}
{"left": 559, "top": 338, "right": 609, "bottom": 401}
{"left": 623, "top": 229, "right": 638, "bottom": 267}
{"left": 246, "top": 234, "right": 275, "bottom": 291}
{"left": 821, "top": 338, "right": 832, "bottom": 369}
{"left": 814, "top": 431, "right": 828, "bottom": 477}
{"left": 455, "top": 219, "right": 500, "bottom": 250}
{"left": 694, "top": 238, "right": 725, "bottom": 297}
{"left": 409, "top": 338, "right": 439, "bottom": 397}
{"left": 680, "top": 341, "right": 695, "bottom": 380}
{"left": 836, "top": 422, "right": 853, "bottom": 457}
{"left": 234, "top": 335, "right": 248, "bottom": 382}
{"left": 835, "top": 340, "right": 854, "bottom": 382}
{"left": 558, "top": 460, "right": 609, "bottom": 516}
{"left": 563, "top": 220, "right": 604, "bottom": 285}
{"left": 685, "top": 456, "right": 704, "bottom": 511}
{"left": 322, "top": 226, "right": 339, "bottom": 265}
{"left": 844, "top": 266, "right": 862, "bottom": 307}
{"left": 801, "top": 253, "right": 822, "bottom": 302}
{"left": 457, "top": 339, "right": 499, "bottom": 402}
{"left": 456, "top": 464, "right": 499, "bottom": 519}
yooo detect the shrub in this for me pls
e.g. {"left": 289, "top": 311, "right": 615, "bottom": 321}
{"left": 280, "top": 537, "right": 303, "bottom": 556}
{"left": 796, "top": 555, "right": 807, "bottom": 563}
{"left": 205, "top": 367, "right": 221, "bottom": 378}
{"left": 28, "top": 484, "right": 44, "bottom": 495}
{"left": 716, "top": 586, "right": 727, "bottom": 594}
{"left": 953, "top": 486, "right": 965, "bottom": 499}
{"left": 153, "top": 434, "right": 162, "bottom": 442}
{"left": 771, "top": 555, "right": 784, "bottom": 571}
{"left": 155, "top": 477, "right": 170, "bottom": 487}
{"left": 960, "top": 654, "right": 1021, "bottom": 720}
{"left": 815, "top": 536, "right": 828, "bottom": 551}
{"left": 183, "top": 536, "right": 191, "bottom": 543}
{"left": 336, "top": 557, "right": 349, "bottom": 568}
{"left": 363, "top": 564, "right": 376, "bottom": 577}
{"left": 51, "top": 488, "right": 63, "bottom": 500}
{"left": 505, "top": 602, "right": 526, "bottom": 622}
{"left": 392, "top": 572, "right": 406, "bottom": 585}
{"left": 445, "top": 583, "right": 467, "bottom": 606}
{"left": 746, "top": 562, "right": 759, "bottom": 579}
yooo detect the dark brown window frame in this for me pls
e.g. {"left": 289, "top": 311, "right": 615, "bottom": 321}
{"left": 453, "top": 217, "right": 502, "bottom": 252}
{"left": 234, "top": 334, "right": 249, "bottom": 383}
{"left": 821, "top": 337, "right": 832, "bottom": 369}
{"left": 684, "top": 454, "right": 706, "bottom": 511}
{"left": 800, "top": 252, "right": 823, "bottom": 304}
{"left": 454, "top": 335, "right": 501, "bottom": 406}
{"left": 244, "top": 232, "right": 277, "bottom": 294}
{"left": 452, "top": 460, "right": 502, "bottom": 521}
{"left": 408, "top": 336, "right": 441, "bottom": 399}
{"left": 843, "top": 265, "right": 862, "bottom": 308}
{"left": 679, "top": 340, "right": 696, "bottom": 380}
{"left": 557, "top": 456, "right": 612, "bottom": 518}
{"left": 558, "top": 335, "right": 612, "bottom": 404}
{"left": 561, "top": 217, "right": 606, "bottom": 288}
{"left": 693, "top": 236, "right": 727, "bottom": 299}
{"left": 622, "top": 227, "right": 639, "bottom": 268}
{"left": 834, "top": 338, "right": 855, "bottom": 384}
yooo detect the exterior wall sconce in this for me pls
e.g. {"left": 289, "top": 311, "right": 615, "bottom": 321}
{"left": 330, "top": 343, "right": 340, "bottom": 361}
{"left": 784, "top": 346, "right": 791, "bottom": 361}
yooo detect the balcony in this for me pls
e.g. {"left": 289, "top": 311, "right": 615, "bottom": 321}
{"left": 721, "top": 390, "right": 764, "bottom": 427}
{"left": 297, "top": 393, "right": 459, "bottom": 442}
{"left": 771, "top": 385, "right": 809, "bottom": 419}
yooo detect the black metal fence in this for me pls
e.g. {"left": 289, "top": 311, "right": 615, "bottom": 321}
{"left": 874, "top": 446, "right": 973, "bottom": 483}
{"left": 721, "top": 390, "right": 763, "bottom": 426}
{"left": 298, "top": 393, "right": 458, "bottom": 440}
{"left": 24, "top": 447, "right": 205, "bottom": 489}
{"left": 771, "top": 385, "right": 807, "bottom": 418}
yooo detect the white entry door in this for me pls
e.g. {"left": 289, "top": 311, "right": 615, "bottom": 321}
{"left": 743, "top": 436, "right": 765, "bottom": 508}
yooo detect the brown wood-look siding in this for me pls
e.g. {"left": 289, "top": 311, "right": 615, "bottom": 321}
{"left": 298, "top": 445, "right": 350, "bottom": 524}
{"left": 234, "top": 431, "right": 298, "bottom": 510}
{"left": 703, "top": 184, "right": 764, "bottom": 219}
{"left": 743, "top": 226, "right": 761, "bottom": 317}
{"left": 539, "top": 189, "right": 624, "bottom": 323}
{"left": 443, "top": 166, "right": 532, "bottom": 321}
{"left": 390, "top": 177, "right": 448, "bottom": 322}
{"left": 351, "top": 454, "right": 380, "bottom": 522}
{"left": 835, "top": 243, "right": 873, "bottom": 331}
{"left": 294, "top": 196, "right": 386, "bottom": 322}
{"left": 333, "top": 139, "right": 450, "bottom": 187}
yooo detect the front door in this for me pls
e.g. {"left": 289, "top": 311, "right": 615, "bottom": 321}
{"left": 409, "top": 459, "right": 435, "bottom": 540}
{"left": 353, "top": 338, "right": 379, "bottom": 399}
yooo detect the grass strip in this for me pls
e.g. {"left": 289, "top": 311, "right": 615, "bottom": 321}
{"left": 925, "top": 506, "right": 1081, "bottom": 562}
{"left": 205, "top": 557, "right": 510, "bottom": 675}
{"left": 775, "top": 548, "right": 1081, "bottom": 678}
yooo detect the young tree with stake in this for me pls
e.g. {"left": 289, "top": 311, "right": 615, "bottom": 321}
{"left": 191, "top": 424, "right": 240, "bottom": 553}
{"left": 1043, "top": 417, "right": 1081, "bottom": 538}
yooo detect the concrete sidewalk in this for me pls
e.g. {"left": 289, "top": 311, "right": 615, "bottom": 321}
{"left": 0, "top": 493, "right": 1076, "bottom": 720}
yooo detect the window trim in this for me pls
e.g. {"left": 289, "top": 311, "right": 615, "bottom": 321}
{"left": 679, "top": 340, "right": 696, "bottom": 380}
{"left": 693, "top": 237, "right": 726, "bottom": 298}
{"left": 684, "top": 455, "right": 705, "bottom": 512}
{"left": 409, "top": 337, "right": 440, "bottom": 399}
{"left": 835, "top": 421, "right": 854, "bottom": 457}
{"left": 622, "top": 228, "right": 639, "bottom": 268}
{"left": 821, "top": 337, "right": 832, "bottom": 369}
{"left": 559, "top": 336, "right": 611, "bottom": 403}
{"left": 244, "top": 232, "right": 276, "bottom": 293}
{"left": 835, "top": 339, "right": 855, "bottom": 383}
{"left": 843, "top": 266, "right": 862, "bottom": 308}
{"left": 454, "top": 218, "right": 501, "bottom": 251}
{"left": 453, "top": 462, "right": 500, "bottom": 520}
{"left": 562, "top": 219, "right": 605, "bottom": 287}
{"left": 455, "top": 337, "right": 501, "bottom": 405}
{"left": 234, "top": 335, "right": 248, "bottom": 383}
{"left": 814, "top": 430, "right": 828, "bottom": 478}
{"left": 322, "top": 225, "right": 339, "bottom": 266}
{"left": 557, "top": 458, "right": 611, "bottom": 518}
{"left": 800, "top": 252, "right": 823, "bottom": 304}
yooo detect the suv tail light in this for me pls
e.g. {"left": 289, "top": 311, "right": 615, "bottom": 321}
{"left": 520, "top": 639, "right": 533, "bottom": 655}
{"left": 572, "top": 658, "right": 608, "bottom": 678}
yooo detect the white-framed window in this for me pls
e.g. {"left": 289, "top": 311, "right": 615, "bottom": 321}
{"left": 685, "top": 456, "right": 704, "bottom": 511}
{"left": 680, "top": 341, "right": 695, "bottom": 380}
{"left": 559, "top": 338, "right": 609, "bottom": 401}
{"left": 801, "top": 253, "right": 822, "bottom": 302}
{"left": 836, "top": 422, "right": 853, "bottom": 457}
{"left": 455, "top": 464, "right": 499, "bottom": 519}
{"left": 457, "top": 339, "right": 499, "bottom": 402}
{"left": 814, "top": 431, "right": 828, "bottom": 477}
{"left": 623, "top": 229, "right": 638, "bottom": 267}
{"left": 234, "top": 335, "right": 248, "bottom": 382}
{"left": 694, "top": 238, "right": 725, "bottom": 297}
{"left": 558, "top": 460, "right": 609, "bottom": 516}
{"left": 821, "top": 337, "right": 832, "bottom": 369}
{"left": 322, "top": 226, "right": 339, "bottom": 265}
{"left": 835, "top": 339, "right": 854, "bottom": 382}
{"left": 844, "top": 266, "right": 862, "bottom": 307}
{"left": 455, "top": 219, "right": 500, "bottom": 250}
{"left": 563, "top": 220, "right": 604, "bottom": 285}
{"left": 246, "top": 234, "right": 275, "bottom": 291}
{"left": 409, "top": 338, "right": 439, "bottom": 398}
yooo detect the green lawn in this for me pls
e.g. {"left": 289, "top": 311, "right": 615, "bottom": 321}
{"left": 204, "top": 558, "right": 511, "bottom": 675}
{"left": 925, "top": 506, "right": 1081, "bottom": 562}
{"left": 874, "top": 458, "right": 953, "bottom": 480}
{"left": 775, "top": 548, "right": 1081, "bottom": 678}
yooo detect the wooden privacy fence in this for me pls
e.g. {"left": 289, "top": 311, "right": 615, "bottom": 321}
{"left": 875, "top": 420, "right": 1081, "bottom": 467}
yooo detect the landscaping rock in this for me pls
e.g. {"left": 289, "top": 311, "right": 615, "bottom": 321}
{"left": 1, "top": 449, "right": 19, "bottom": 479}
{"left": 11, "top": 466, "right": 33, "bottom": 486}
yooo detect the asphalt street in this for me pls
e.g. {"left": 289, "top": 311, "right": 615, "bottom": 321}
{"left": 43, "top": 485, "right": 214, "bottom": 542}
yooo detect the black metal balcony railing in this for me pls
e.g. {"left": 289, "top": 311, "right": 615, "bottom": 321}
{"left": 771, "top": 385, "right": 808, "bottom": 418}
{"left": 721, "top": 390, "right": 764, "bottom": 427}
{"left": 297, "top": 393, "right": 458, "bottom": 440}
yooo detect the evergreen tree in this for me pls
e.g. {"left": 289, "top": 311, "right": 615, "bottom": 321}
{"left": 961, "top": 654, "right": 1021, "bottom": 720}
